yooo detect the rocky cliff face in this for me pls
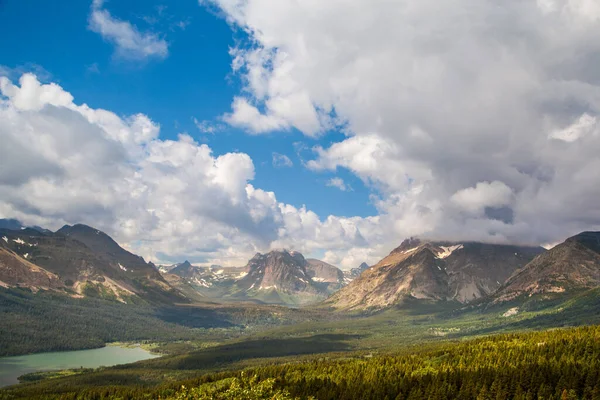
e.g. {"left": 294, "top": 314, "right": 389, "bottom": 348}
{"left": 493, "top": 231, "right": 600, "bottom": 302}
{"left": 232, "top": 250, "right": 329, "bottom": 305}
{"left": 326, "top": 238, "right": 544, "bottom": 311}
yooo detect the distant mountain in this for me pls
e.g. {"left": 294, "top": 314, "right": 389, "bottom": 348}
{"left": 160, "top": 253, "right": 344, "bottom": 305}
{"left": 0, "top": 224, "right": 187, "bottom": 304}
{"left": 0, "top": 219, "right": 24, "bottom": 231}
{"left": 493, "top": 231, "right": 600, "bottom": 302}
{"left": 170, "top": 260, "right": 196, "bottom": 277}
{"left": 160, "top": 272, "right": 208, "bottom": 303}
{"left": 167, "top": 261, "right": 245, "bottom": 291}
{"left": 231, "top": 250, "right": 330, "bottom": 305}
{"left": 0, "top": 219, "right": 51, "bottom": 234}
{"left": 158, "top": 263, "right": 178, "bottom": 273}
{"left": 326, "top": 238, "right": 545, "bottom": 311}
{"left": 344, "top": 262, "right": 370, "bottom": 282}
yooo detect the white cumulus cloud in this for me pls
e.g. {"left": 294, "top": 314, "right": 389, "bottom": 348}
{"left": 205, "top": 0, "right": 600, "bottom": 248}
{"left": 0, "top": 73, "right": 384, "bottom": 269}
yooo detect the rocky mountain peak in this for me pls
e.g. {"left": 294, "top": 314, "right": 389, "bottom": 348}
{"left": 391, "top": 237, "right": 422, "bottom": 254}
{"left": 233, "top": 249, "right": 328, "bottom": 304}
{"left": 566, "top": 231, "right": 600, "bottom": 253}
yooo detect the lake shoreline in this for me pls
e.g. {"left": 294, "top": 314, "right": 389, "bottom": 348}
{"left": 0, "top": 345, "right": 160, "bottom": 388}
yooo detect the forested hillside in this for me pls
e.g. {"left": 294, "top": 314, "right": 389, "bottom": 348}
{"left": 0, "top": 288, "right": 322, "bottom": 357}
{"left": 168, "top": 325, "right": 600, "bottom": 400}
{"left": 3, "top": 325, "right": 600, "bottom": 399}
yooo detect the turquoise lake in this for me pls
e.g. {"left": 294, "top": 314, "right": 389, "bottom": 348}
{"left": 0, "top": 346, "right": 159, "bottom": 387}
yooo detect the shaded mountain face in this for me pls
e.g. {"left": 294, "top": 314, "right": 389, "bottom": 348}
{"left": 0, "top": 225, "right": 186, "bottom": 304}
{"left": 305, "top": 259, "right": 345, "bottom": 292}
{"left": 326, "top": 238, "right": 545, "bottom": 311}
{"left": 494, "top": 231, "right": 600, "bottom": 302}
{"left": 0, "top": 219, "right": 23, "bottom": 230}
{"left": 232, "top": 250, "right": 329, "bottom": 305}
{"left": 170, "top": 261, "right": 196, "bottom": 278}
{"left": 56, "top": 224, "right": 159, "bottom": 277}
{"left": 443, "top": 242, "right": 545, "bottom": 302}
{"left": 0, "top": 219, "right": 51, "bottom": 234}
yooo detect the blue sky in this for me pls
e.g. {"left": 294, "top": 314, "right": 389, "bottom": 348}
{"left": 0, "top": 0, "right": 375, "bottom": 219}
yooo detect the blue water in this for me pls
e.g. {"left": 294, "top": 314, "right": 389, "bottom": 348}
{"left": 0, "top": 345, "right": 159, "bottom": 387}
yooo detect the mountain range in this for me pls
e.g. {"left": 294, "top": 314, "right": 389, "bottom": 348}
{"left": 165, "top": 250, "right": 347, "bottom": 305}
{"left": 2, "top": 218, "right": 600, "bottom": 313}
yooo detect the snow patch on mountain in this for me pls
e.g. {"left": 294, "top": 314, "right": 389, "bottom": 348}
{"left": 437, "top": 245, "right": 463, "bottom": 259}
{"left": 502, "top": 307, "right": 519, "bottom": 317}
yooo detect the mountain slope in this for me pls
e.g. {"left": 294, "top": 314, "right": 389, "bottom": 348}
{"left": 326, "top": 243, "right": 448, "bottom": 310}
{"left": 0, "top": 247, "right": 63, "bottom": 290}
{"left": 494, "top": 231, "right": 600, "bottom": 302}
{"left": 443, "top": 241, "right": 545, "bottom": 302}
{"left": 326, "top": 238, "right": 544, "bottom": 311}
{"left": 305, "top": 259, "right": 345, "bottom": 292}
{"left": 0, "top": 225, "right": 186, "bottom": 304}
{"left": 56, "top": 224, "right": 186, "bottom": 303}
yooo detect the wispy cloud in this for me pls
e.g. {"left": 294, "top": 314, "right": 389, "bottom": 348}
{"left": 193, "top": 118, "right": 225, "bottom": 134}
{"left": 272, "top": 153, "right": 293, "bottom": 168}
{"left": 85, "top": 63, "right": 100, "bottom": 74}
{"left": 326, "top": 177, "right": 352, "bottom": 192}
{"left": 88, "top": 0, "right": 168, "bottom": 61}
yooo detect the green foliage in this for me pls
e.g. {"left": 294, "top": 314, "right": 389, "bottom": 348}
{"left": 18, "top": 369, "right": 93, "bottom": 383}
{"left": 0, "top": 288, "right": 230, "bottom": 356}
{"left": 166, "top": 325, "right": 600, "bottom": 400}
{"left": 0, "top": 287, "right": 330, "bottom": 357}
{"left": 171, "top": 374, "right": 304, "bottom": 400}
{"left": 4, "top": 325, "right": 600, "bottom": 400}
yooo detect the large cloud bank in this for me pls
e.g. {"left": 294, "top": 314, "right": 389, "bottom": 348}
{"left": 209, "top": 0, "right": 600, "bottom": 249}
{"left": 0, "top": 74, "right": 377, "bottom": 267}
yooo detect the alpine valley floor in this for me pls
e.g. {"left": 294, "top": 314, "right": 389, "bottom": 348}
{"left": 1, "top": 286, "right": 599, "bottom": 399}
